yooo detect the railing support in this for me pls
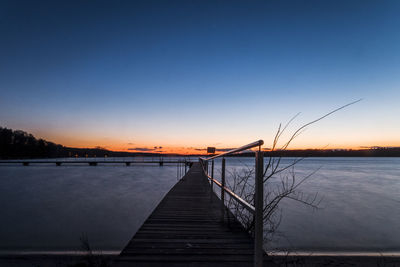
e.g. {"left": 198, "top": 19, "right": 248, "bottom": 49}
{"left": 211, "top": 160, "right": 214, "bottom": 189}
{"left": 210, "top": 160, "right": 214, "bottom": 201}
{"left": 221, "top": 158, "right": 226, "bottom": 222}
{"left": 254, "top": 151, "right": 264, "bottom": 267}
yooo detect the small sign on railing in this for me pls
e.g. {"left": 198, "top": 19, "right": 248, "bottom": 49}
{"left": 207, "top": 147, "right": 216, "bottom": 154}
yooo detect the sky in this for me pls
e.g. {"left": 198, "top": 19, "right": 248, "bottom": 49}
{"left": 1, "top": 0, "right": 399, "bottom": 154}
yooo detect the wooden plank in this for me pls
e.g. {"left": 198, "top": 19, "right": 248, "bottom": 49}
{"left": 114, "top": 162, "right": 272, "bottom": 266}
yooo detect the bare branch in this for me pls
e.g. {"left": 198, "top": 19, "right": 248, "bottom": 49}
{"left": 224, "top": 100, "right": 361, "bottom": 251}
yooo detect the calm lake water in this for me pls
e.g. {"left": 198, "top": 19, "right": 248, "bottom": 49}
{"left": 0, "top": 157, "right": 399, "bottom": 254}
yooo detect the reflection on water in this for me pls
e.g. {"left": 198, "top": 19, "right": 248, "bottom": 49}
{"left": 0, "top": 157, "right": 399, "bottom": 253}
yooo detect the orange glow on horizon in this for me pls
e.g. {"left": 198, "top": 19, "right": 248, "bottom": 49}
{"left": 61, "top": 143, "right": 400, "bottom": 155}
{"left": 34, "top": 131, "right": 400, "bottom": 155}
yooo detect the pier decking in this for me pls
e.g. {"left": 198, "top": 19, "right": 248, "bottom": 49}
{"left": 114, "top": 162, "right": 269, "bottom": 267}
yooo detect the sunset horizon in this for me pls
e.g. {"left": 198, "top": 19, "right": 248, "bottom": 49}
{"left": 2, "top": 123, "right": 399, "bottom": 155}
{"left": 1, "top": 1, "right": 399, "bottom": 266}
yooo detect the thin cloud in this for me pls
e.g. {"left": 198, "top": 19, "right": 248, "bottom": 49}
{"left": 128, "top": 147, "right": 156, "bottom": 152}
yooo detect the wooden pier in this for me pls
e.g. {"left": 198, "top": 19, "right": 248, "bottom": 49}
{"left": 114, "top": 162, "right": 272, "bottom": 267}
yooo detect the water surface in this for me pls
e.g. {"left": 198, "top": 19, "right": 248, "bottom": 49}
{"left": 0, "top": 157, "right": 399, "bottom": 254}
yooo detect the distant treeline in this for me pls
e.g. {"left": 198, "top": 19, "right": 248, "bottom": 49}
{"left": 0, "top": 127, "right": 64, "bottom": 159}
{"left": 1, "top": 126, "right": 399, "bottom": 159}
{"left": 0, "top": 127, "right": 161, "bottom": 159}
{"left": 218, "top": 149, "right": 400, "bottom": 158}
{"left": 260, "top": 148, "right": 400, "bottom": 157}
{"left": 229, "top": 149, "right": 400, "bottom": 158}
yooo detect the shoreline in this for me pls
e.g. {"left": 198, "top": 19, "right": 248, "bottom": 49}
{"left": 1, "top": 254, "right": 400, "bottom": 267}
{"left": 1, "top": 249, "right": 400, "bottom": 256}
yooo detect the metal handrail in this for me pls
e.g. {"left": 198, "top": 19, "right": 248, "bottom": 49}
{"left": 200, "top": 139, "right": 264, "bottom": 161}
{"left": 198, "top": 140, "right": 264, "bottom": 212}
{"left": 205, "top": 173, "right": 255, "bottom": 214}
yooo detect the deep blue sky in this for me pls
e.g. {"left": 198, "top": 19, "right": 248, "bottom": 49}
{"left": 1, "top": 0, "right": 399, "bottom": 151}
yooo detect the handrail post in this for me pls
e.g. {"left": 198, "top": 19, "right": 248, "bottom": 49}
{"left": 210, "top": 160, "right": 214, "bottom": 201}
{"left": 254, "top": 150, "right": 264, "bottom": 267}
{"left": 221, "top": 158, "right": 226, "bottom": 222}
{"left": 211, "top": 160, "right": 214, "bottom": 188}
